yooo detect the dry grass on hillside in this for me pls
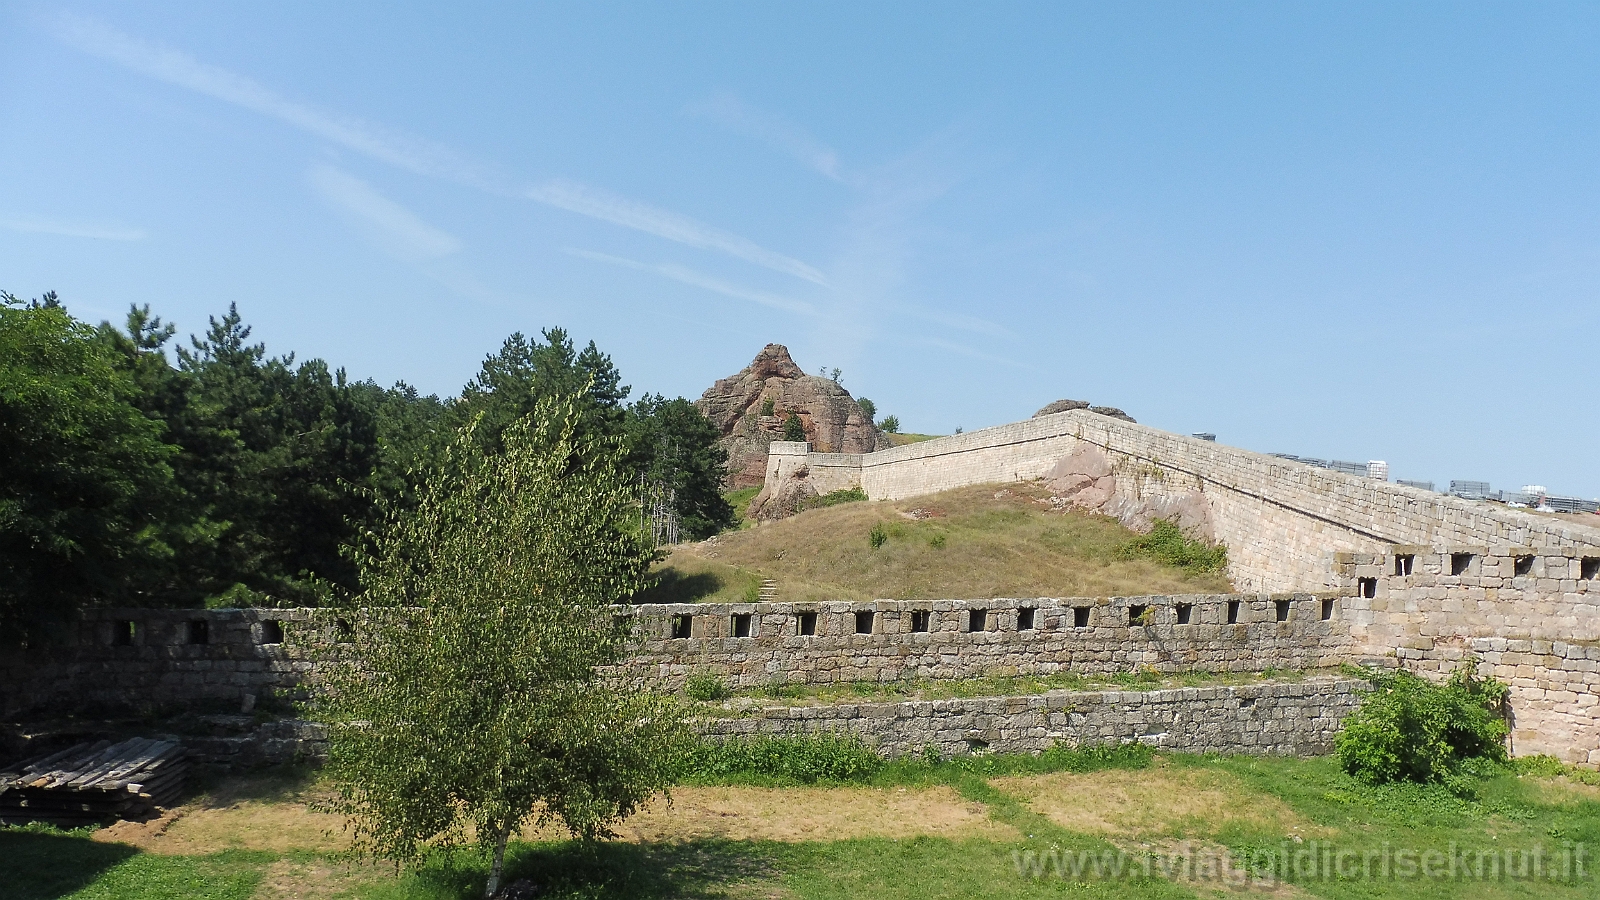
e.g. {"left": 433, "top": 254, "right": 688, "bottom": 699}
{"left": 637, "top": 481, "right": 1232, "bottom": 604}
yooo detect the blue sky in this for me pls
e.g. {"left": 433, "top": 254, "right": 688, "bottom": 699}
{"left": 3, "top": 3, "right": 1597, "bottom": 497}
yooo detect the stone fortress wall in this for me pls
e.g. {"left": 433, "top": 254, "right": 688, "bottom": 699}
{"left": 768, "top": 410, "right": 1600, "bottom": 593}
{"left": 0, "top": 604, "right": 1364, "bottom": 762}
{"left": 7, "top": 410, "right": 1597, "bottom": 764}
{"left": 1, "top": 596, "right": 1349, "bottom": 718}
{"left": 764, "top": 409, "right": 1600, "bottom": 764}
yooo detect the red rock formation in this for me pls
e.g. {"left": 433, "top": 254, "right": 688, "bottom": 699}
{"left": 695, "top": 344, "right": 888, "bottom": 489}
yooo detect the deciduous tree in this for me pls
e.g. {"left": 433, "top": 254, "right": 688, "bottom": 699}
{"left": 312, "top": 394, "right": 690, "bottom": 897}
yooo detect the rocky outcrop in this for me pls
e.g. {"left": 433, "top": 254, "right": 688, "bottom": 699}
{"left": 696, "top": 344, "right": 889, "bottom": 489}
{"left": 1044, "top": 445, "right": 1212, "bottom": 540}
{"left": 1034, "top": 399, "right": 1090, "bottom": 416}
{"left": 746, "top": 463, "right": 819, "bottom": 521}
{"left": 1034, "top": 399, "right": 1136, "bottom": 424}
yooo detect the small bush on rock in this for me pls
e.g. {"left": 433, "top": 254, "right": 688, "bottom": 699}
{"left": 1335, "top": 668, "right": 1508, "bottom": 788}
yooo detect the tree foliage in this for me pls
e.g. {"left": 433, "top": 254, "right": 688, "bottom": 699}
{"left": 625, "top": 394, "right": 734, "bottom": 539}
{"left": 311, "top": 396, "right": 691, "bottom": 896}
{"left": 783, "top": 412, "right": 805, "bottom": 442}
{"left": 0, "top": 293, "right": 178, "bottom": 640}
{"left": 1335, "top": 668, "right": 1509, "bottom": 787}
{"left": 1, "top": 291, "right": 737, "bottom": 626}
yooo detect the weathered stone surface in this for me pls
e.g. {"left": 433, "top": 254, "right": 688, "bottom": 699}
{"left": 1034, "top": 399, "right": 1090, "bottom": 417}
{"left": 1088, "top": 405, "right": 1137, "bottom": 423}
{"left": 1042, "top": 445, "right": 1213, "bottom": 540}
{"left": 695, "top": 344, "right": 887, "bottom": 488}
{"left": 701, "top": 679, "right": 1364, "bottom": 759}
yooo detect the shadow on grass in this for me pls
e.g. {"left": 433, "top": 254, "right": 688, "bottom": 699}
{"left": 406, "top": 838, "right": 780, "bottom": 899}
{"left": 187, "top": 762, "right": 323, "bottom": 809}
{"left": 631, "top": 569, "right": 728, "bottom": 605}
{"left": 0, "top": 827, "right": 139, "bottom": 900}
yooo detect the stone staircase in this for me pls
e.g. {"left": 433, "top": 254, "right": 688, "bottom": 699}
{"left": 757, "top": 579, "right": 778, "bottom": 602}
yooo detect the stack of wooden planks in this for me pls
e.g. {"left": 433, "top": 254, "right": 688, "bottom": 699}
{"left": 0, "top": 737, "right": 188, "bottom": 826}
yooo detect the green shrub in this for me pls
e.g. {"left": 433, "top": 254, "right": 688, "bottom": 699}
{"left": 857, "top": 398, "right": 876, "bottom": 422}
{"left": 928, "top": 532, "right": 947, "bottom": 549}
{"left": 879, "top": 415, "right": 900, "bottom": 433}
{"left": 783, "top": 413, "right": 805, "bottom": 442}
{"left": 1115, "top": 520, "right": 1227, "bottom": 574}
{"left": 1335, "top": 668, "right": 1509, "bottom": 787}
{"left": 868, "top": 523, "right": 888, "bottom": 550}
{"left": 760, "top": 397, "right": 775, "bottom": 416}
{"left": 801, "top": 486, "right": 868, "bottom": 511}
{"left": 681, "top": 734, "right": 884, "bottom": 783}
{"left": 685, "top": 673, "right": 732, "bottom": 702}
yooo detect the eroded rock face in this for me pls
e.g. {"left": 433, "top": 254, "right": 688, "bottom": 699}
{"left": 1045, "top": 445, "right": 1212, "bottom": 540}
{"left": 1034, "top": 399, "right": 1090, "bottom": 417}
{"left": 695, "top": 344, "right": 888, "bottom": 489}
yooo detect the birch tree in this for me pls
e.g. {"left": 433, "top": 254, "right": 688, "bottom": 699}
{"left": 312, "top": 393, "right": 690, "bottom": 897}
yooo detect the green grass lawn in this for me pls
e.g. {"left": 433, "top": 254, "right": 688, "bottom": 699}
{"left": 7, "top": 752, "right": 1598, "bottom": 899}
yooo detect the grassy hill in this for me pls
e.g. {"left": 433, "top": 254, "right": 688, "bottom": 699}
{"left": 883, "top": 432, "right": 941, "bottom": 447}
{"left": 634, "top": 481, "right": 1232, "bottom": 604}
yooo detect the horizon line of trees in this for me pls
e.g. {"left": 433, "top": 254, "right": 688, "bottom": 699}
{"left": 0, "top": 290, "right": 732, "bottom": 643}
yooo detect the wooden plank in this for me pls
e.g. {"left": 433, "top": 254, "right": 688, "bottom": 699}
{"left": 76, "top": 739, "right": 164, "bottom": 789}
{"left": 66, "top": 739, "right": 149, "bottom": 789}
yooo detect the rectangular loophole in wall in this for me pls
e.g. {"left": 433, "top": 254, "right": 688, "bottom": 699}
{"left": 1394, "top": 554, "right": 1414, "bottom": 576}
{"left": 1357, "top": 577, "right": 1377, "bottom": 599}
{"left": 1274, "top": 600, "right": 1290, "bottom": 623}
{"left": 1016, "top": 607, "right": 1036, "bottom": 631}
{"left": 335, "top": 618, "right": 354, "bottom": 643}
{"left": 1175, "top": 603, "right": 1192, "bottom": 625}
{"left": 1451, "top": 553, "right": 1474, "bottom": 576}
{"left": 1128, "top": 604, "right": 1148, "bottom": 625}
{"left": 1514, "top": 555, "right": 1535, "bottom": 577}
{"left": 1227, "top": 600, "right": 1240, "bottom": 624}
{"left": 855, "top": 610, "right": 875, "bottom": 634}
{"left": 910, "top": 610, "right": 931, "bottom": 633}
{"left": 731, "top": 613, "right": 753, "bottom": 638}
{"left": 187, "top": 619, "right": 209, "bottom": 645}
{"left": 968, "top": 609, "right": 987, "bottom": 632}
{"left": 1073, "top": 606, "right": 1091, "bottom": 628}
{"left": 797, "top": 611, "right": 817, "bottom": 636}
{"left": 671, "top": 614, "right": 693, "bottom": 640}
{"left": 1582, "top": 558, "right": 1600, "bottom": 581}
{"left": 1322, "top": 598, "right": 1335, "bottom": 621}
{"left": 259, "top": 620, "right": 284, "bottom": 645}
{"left": 113, "top": 620, "right": 135, "bottom": 646}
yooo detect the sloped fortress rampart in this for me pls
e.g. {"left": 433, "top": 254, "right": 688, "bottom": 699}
{"left": 764, "top": 409, "right": 1600, "bottom": 763}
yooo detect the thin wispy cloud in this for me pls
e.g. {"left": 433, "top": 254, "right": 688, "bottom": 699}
{"left": 47, "top": 13, "right": 829, "bottom": 285}
{"left": 46, "top": 13, "right": 506, "bottom": 191}
{"left": 0, "top": 216, "right": 146, "bottom": 241}
{"left": 309, "top": 165, "right": 462, "bottom": 260}
{"left": 687, "top": 92, "right": 845, "bottom": 182}
{"left": 566, "top": 249, "right": 815, "bottom": 315}
{"left": 533, "top": 181, "right": 829, "bottom": 286}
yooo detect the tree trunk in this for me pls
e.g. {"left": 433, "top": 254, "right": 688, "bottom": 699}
{"left": 484, "top": 829, "right": 510, "bottom": 898}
